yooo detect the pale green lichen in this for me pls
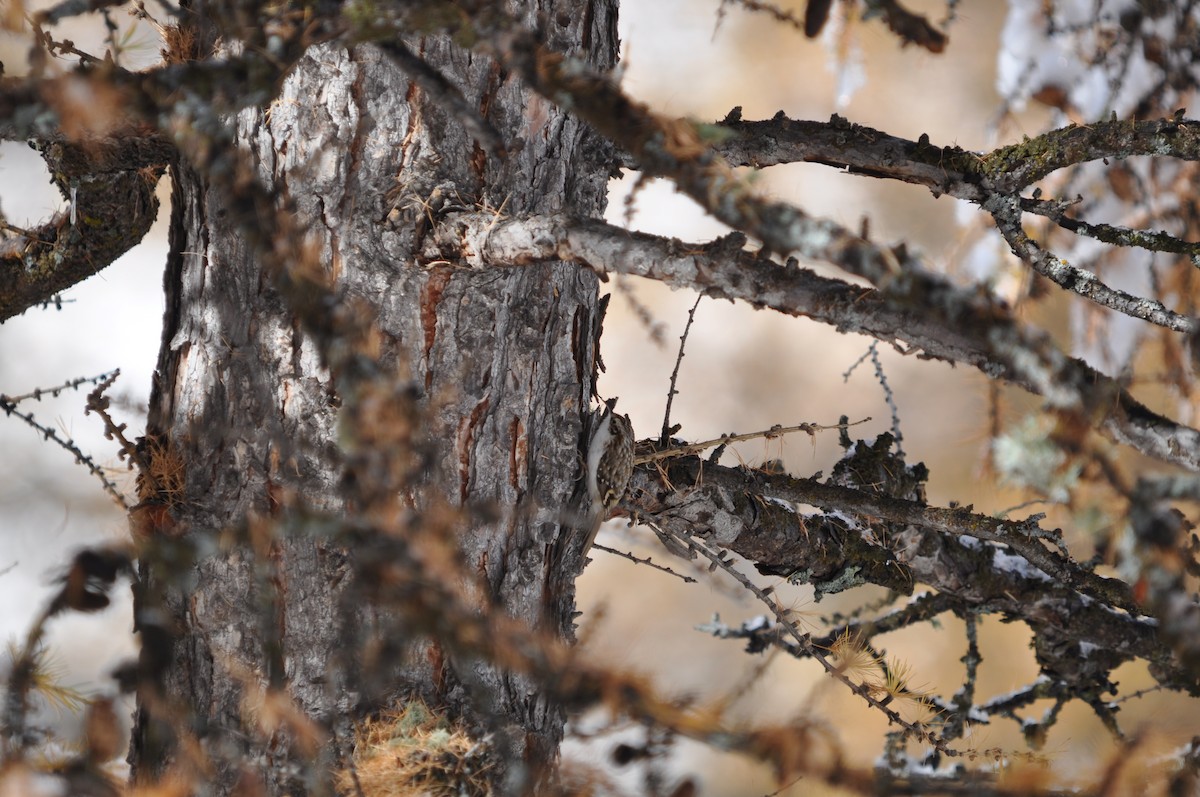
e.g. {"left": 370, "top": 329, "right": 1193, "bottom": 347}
{"left": 992, "top": 416, "right": 1081, "bottom": 503}
{"left": 788, "top": 564, "right": 865, "bottom": 601}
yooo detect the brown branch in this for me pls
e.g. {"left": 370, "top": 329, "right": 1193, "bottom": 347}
{"left": 589, "top": 542, "right": 697, "bottom": 583}
{"left": 705, "top": 1, "right": 946, "bottom": 54}
{"left": 722, "top": 0, "right": 807, "bottom": 34}
{"left": 703, "top": 113, "right": 1200, "bottom": 203}
{"left": 677, "top": 112, "right": 1200, "bottom": 331}
{"left": 635, "top": 419, "right": 869, "bottom": 465}
{"left": 660, "top": 293, "right": 701, "bottom": 447}
{"left": 624, "top": 111, "right": 989, "bottom": 202}
{"left": 867, "top": 0, "right": 947, "bottom": 53}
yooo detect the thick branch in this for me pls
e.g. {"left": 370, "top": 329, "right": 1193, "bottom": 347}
{"left": 705, "top": 113, "right": 1200, "bottom": 202}
{"left": 509, "top": 43, "right": 1200, "bottom": 337}
{"left": 981, "top": 116, "right": 1200, "bottom": 193}
{"left": 502, "top": 39, "right": 913, "bottom": 287}
{"left": 637, "top": 110, "right": 989, "bottom": 202}
{"left": 631, "top": 455, "right": 1196, "bottom": 695}
{"left": 0, "top": 140, "right": 167, "bottom": 322}
{"left": 698, "top": 112, "right": 1200, "bottom": 330}
{"left": 428, "top": 211, "right": 1200, "bottom": 472}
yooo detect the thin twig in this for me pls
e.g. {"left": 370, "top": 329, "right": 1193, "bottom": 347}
{"left": 85, "top": 370, "right": 154, "bottom": 484}
{"left": 0, "top": 396, "right": 128, "bottom": 509}
{"left": 870, "top": 344, "right": 904, "bottom": 457}
{"left": 652, "top": 521, "right": 958, "bottom": 756}
{"left": 591, "top": 542, "right": 697, "bottom": 583}
{"left": 1019, "top": 196, "right": 1200, "bottom": 257}
{"left": 0, "top": 370, "right": 118, "bottom": 405}
{"left": 844, "top": 342, "right": 904, "bottom": 456}
{"left": 636, "top": 417, "right": 870, "bottom": 465}
{"left": 660, "top": 294, "right": 702, "bottom": 447}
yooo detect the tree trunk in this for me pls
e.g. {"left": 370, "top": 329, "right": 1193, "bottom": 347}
{"left": 130, "top": 6, "right": 619, "bottom": 794}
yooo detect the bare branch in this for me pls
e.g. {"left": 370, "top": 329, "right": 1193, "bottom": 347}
{"left": 660, "top": 293, "right": 701, "bottom": 447}
{"left": 631, "top": 452, "right": 1195, "bottom": 695}
{"left": 704, "top": 113, "right": 1200, "bottom": 203}
{"left": 867, "top": 0, "right": 947, "bottom": 53}
{"left": 0, "top": 370, "right": 118, "bottom": 404}
{"left": 589, "top": 543, "right": 697, "bottom": 583}
{"left": 987, "top": 194, "right": 1195, "bottom": 332}
{"left": 1020, "top": 195, "right": 1200, "bottom": 258}
{"left": 981, "top": 116, "right": 1200, "bottom": 194}
{"left": 0, "top": 385, "right": 130, "bottom": 508}
{"left": 630, "top": 111, "right": 988, "bottom": 201}
{"left": 428, "top": 211, "right": 1200, "bottom": 472}
{"left": 636, "top": 418, "right": 868, "bottom": 465}
{"left": 0, "top": 140, "right": 166, "bottom": 322}
{"left": 658, "top": 519, "right": 955, "bottom": 754}
{"left": 678, "top": 111, "right": 1200, "bottom": 331}
{"left": 500, "top": 39, "right": 912, "bottom": 287}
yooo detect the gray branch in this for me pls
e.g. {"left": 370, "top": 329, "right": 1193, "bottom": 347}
{"left": 629, "top": 452, "right": 1196, "bottom": 696}
{"left": 986, "top": 194, "right": 1193, "bottom": 332}
{"left": 626, "top": 110, "right": 1200, "bottom": 332}
{"left": 0, "top": 140, "right": 168, "bottom": 322}
{"left": 427, "top": 211, "right": 1200, "bottom": 472}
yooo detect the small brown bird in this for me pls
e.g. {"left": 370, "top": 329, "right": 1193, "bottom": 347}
{"left": 554, "top": 399, "right": 634, "bottom": 574}
{"left": 585, "top": 399, "right": 634, "bottom": 517}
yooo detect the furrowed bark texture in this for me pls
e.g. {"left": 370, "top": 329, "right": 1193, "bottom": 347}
{"left": 133, "top": 6, "right": 619, "bottom": 794}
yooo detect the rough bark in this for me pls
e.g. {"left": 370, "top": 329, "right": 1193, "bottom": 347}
{"left": 131, "top": 5, "right": 619, "bottom": 794}
{"left": 0, "top": 139, "right": 165, "bottom": 322}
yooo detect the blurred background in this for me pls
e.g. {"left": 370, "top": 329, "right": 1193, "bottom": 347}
{"left": 2, "top": 0, "right": 1196, "bottom": 794}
